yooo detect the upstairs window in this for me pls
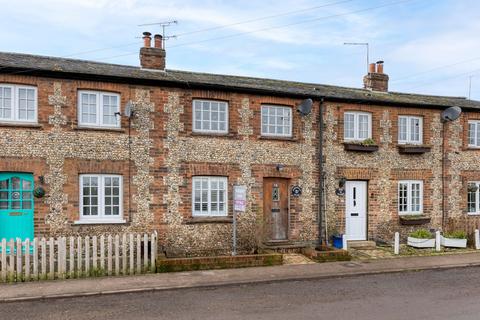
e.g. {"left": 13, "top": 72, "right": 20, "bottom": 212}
{"left": 468, "top": 120, "right": 480, "bottom": 148}
{"left": 192, "top": 176, "right": 227, "bottom": 217}
{"left": 344, "top": 112, "right": 371, "bottom": 141}
{"left": 261, "top": 105, "right": 292, "bottom": 137}
{"left": 78, "top": 91, "right": 120, "bottom": 128}
{"left": 398, "top": 116, "right": 422, "bottom": 144}
{"left": 193, "top": 100, "right": 228, "bottom": 134}
{"left": 398, "top": 180, "right": 423, "bottom": 215}
{"left": 0, "top": 84, "right": 37, "bottom": 123}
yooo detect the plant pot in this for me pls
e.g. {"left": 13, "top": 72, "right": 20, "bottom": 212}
{"left": 407, "top": 237, "right": 435, "bottom": 248}
{"left": 343, "top": 143, "right": 379, "bottom": 152}
{"left": 332, "top": 235, "right": 343, "bottom": 249}
{"left": 397, "top": 145, "right": 431, "bottom": 154}
{"left": 440, "top": 236, "right": 467, "bottom": 248}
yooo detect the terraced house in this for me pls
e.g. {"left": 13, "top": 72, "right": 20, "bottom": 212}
{"left": 1, "top": 33, "right": 480, "bottom": 255}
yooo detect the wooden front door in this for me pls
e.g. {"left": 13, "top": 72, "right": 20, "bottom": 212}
{"left": 263, "top": 178, "right": 289, "bottom": 241}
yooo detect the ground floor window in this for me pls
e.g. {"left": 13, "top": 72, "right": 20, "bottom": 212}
{"left": 79, "top": 174, "right": 123, "bottom": 223}
{"left": 192, "top": 176, "right": 227, "bottom": 217}
{"left": 398, "top": 180, "right": 423, "bottom": 215}
{"left": 468, "top": 182, "right": 480, "bottom": 215}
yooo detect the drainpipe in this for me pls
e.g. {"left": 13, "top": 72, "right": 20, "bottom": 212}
{"left": 318, "top": 97, "right": 325, "bottom": 248}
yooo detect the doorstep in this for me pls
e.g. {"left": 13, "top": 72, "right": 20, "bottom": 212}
{"left": 348, "top": 240, "right": 376, "bottom": 250}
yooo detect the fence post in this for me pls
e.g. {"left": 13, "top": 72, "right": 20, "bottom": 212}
{"left": 8, "top": 239, "right": 14, "bottom": 281}
{"left": 16, "top": 238, "right": 22, "bottom": 281}
{"left": 114, "top": 235, "right": 120, "bottom": 276}
{"left": 435, "top": 231, "right": 441, "bottom": 252}
{"left": 40, "top": 238, "right": 46, "bottom": 280}
{"left": 1, "top": 238, "right": 7, "bottom": 282}
{"left": 136, "top": 234, "right": 141, "bottom": 274}
{"left": 475, "top": 229, "right": 480, "bottom": 250}
{"left": 69, "top": 237, "right": 75, "bottom": 279}
{"left": 48, "top": 238, "right": 55, "bottom": 280}
{"left": 107, "top": 235, "right": 112, "bottom": 276}
{"left": 85, "top": 236, "right": 90, "bottom": 276}
{"left": 342, "top": 234, "right": 348, "bottom": 251}
{"left": 33, "top": 238, "right": 38, "bottom": 281}
{"left": 150, "top": 232, "right": 156, "bottom": 272}
{"left": 25, "top": 238, "right": 30, "bottom": 281}
{"left": 57, "top": 237, "right": 64, "bottom": 279}
{"left": 129, "top": 234, "right": 134, "bottom": 275}
{"left": 100, "top": 235, "right": 105, "bottom": 274}
{"left": 394, "top": 232, "right": 400, "bottom": 255}
{"left": 92, "top": 236, "right": 98, "bottom": 273}
{"left": 143, "top": 234, "right": 148, "bottom": 270}
{"left": 122, "top": 234, "right": 127, "bottom": 275}
{"left": 77, "top": 236, "right": 82, "bottom": 277}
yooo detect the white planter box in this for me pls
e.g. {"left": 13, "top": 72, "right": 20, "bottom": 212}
{"left": 407, "top": 237, "right": 435, "bottom": 248}
{"left": 441, "top": 236, "right": 467, "bottom": 248}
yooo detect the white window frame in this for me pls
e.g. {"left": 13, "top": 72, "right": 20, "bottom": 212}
{"left": 0, "top": 84, "right": 38, "bottom": 124}
{"left": 398, "top": 180, "right": 423, "bottom": 215}
{"left": 192, "top": 99, "right": 229, "bottom": 134}
{"left": 261, "top": 105, "right": 293, "bottom": 137}
{"left": 398, "top": 116, "right": 423, "bottom": 145}
{"left": 77, "top": 90, "right": 121, "bottom": 129}
{"left": 77, "top": 174, "right": 125, "bottom": 224}
{"left": 468, "top": 120, "right": 480, "bottom": 148}
{"left": 192, "top": 176, "right": 228, "bottom": 217}
{"left": 467, "top": 181, "right": 480, "bottom": 215}
{"left": 343, "top": 111, "right": 372, "bottom": 141}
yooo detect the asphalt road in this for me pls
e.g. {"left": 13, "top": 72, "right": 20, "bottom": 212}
{"left": 2, "top": 267, "right": 480, "bottom": 320}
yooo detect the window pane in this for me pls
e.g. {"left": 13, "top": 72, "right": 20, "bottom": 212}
{"left": 469, "top": 123, "right": 476, "bottom": 146}
{"left": 399, "top": 117, "right": 407, "bottom": 141}
{"left": 468, "top": 183, "right": 477, "bottom": 213}
{"left": 344, "top": 113, "right": 355, "bottom": 139}
{"left": 358, "top": 115, "right": 369, "bottom": 139}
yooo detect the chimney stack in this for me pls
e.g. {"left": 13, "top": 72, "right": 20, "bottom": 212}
{"left": 139, "top": 32, "right": 166, "bottom": 70}
{"left": 363, "top": 60, "right": 389, "bottom": 92}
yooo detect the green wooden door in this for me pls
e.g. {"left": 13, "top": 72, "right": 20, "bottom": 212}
{"left": 0, "top": 173, "right": 34, "bottom": 241}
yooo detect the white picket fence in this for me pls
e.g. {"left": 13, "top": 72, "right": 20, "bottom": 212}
{"left": 0, "top": 232, "right": 158, "bottom": 282}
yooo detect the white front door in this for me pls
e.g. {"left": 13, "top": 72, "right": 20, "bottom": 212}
{"left": 345, "top": 181, "right": 367, "bottom": 241}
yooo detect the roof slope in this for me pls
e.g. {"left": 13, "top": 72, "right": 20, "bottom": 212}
{"left": 1, "top": 51, "right": 480, "bottom": 109}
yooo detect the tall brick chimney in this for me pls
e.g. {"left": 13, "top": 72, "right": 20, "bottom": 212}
{"left": 139, "top": 32, "right": 166, "bottom": 70}
{"left": 363, "top": 61, "right": 389, "bottom": 92}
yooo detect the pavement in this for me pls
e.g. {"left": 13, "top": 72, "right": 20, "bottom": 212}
{"left": 2, "top": 251, "right": 480, "bottom": 303}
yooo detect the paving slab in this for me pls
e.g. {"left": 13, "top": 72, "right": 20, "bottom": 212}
{"left": 2, "top": 251, "right": 480, "bottom": 303}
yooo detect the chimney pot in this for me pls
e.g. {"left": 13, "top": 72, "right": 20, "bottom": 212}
{"left": 368, "top": 63, "right": 376, "bottom": 73}
{"left": 154, "top": 34, "right": 163, "bottom": 49}
{"left": 376, "top": 60, "right": 384, "bottom": 74}
{"left": 142, "top": 31, "right": 152, "bottom": 48}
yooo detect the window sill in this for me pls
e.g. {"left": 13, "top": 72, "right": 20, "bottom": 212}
{"left": 258, "top": 135, "right": 297, "bottom": 142}
{"left": 72, "top": 219, "right": 127, "bottom": 225}
{"left": 0, "top": 122, "right": 43, "bottom": 129}
{"left": 189, "top": 131, "right": 234, "bottom": 138}
{"left": 185, "top": 217, "right": 233, "bottom": 224}
{"left": 397, "top": 144, "right": 431, "bottom": 154}
{"left": 399, "top": 215, "right": 430, "bottom": 225}
{"left": 73, "top": 125, "right": 125, "bottom": 133}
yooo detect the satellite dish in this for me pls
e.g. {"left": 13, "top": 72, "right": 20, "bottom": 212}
{"left": 297, "top": 98, "right": 313, "bottom": 116}
{"left": 124, "top": 101, "right": 134, "bottom": 118}
{"left": 441, "top": 106, "right": 462, "bottom": 122}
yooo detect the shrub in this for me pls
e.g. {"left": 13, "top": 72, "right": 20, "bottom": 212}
{"left": 409, "top": 229, "right": 433, "bottom": 239}
{"left": 444, "top": 230, "right": 467, "bottom": 239}
{"left": 362, "top": 138, "right": 376, "bottom": 146}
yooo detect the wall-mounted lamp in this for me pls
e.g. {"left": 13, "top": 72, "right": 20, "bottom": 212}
{"left": 276, "top": 164, "right": 284, "bottom": 172}
{"left": 339, "top": 177, "right": 347, "bottom": 188}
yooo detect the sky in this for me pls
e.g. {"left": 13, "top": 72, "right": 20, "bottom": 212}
{"left": 0, "top": 0, "right": 479, "bottom": 100}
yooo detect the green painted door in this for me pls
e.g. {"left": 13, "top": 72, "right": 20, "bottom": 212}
{"left": 0, "top": 173, "right": 34, "bottom": 241}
